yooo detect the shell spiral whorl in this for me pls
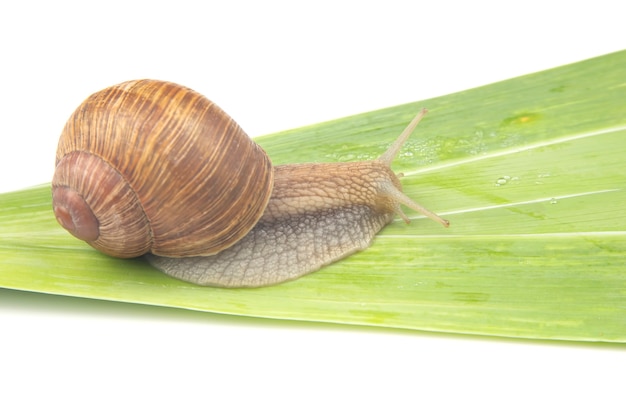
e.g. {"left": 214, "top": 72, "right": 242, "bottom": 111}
{"left": 52, "top": 79, "right": 274, "bottom": 258}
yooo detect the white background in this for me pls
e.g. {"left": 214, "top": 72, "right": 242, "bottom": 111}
{"left": 1, "top": 1, "right": 624, "bottom": 416}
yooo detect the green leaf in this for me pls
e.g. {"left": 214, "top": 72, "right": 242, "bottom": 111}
{"left": 1, "top": 51, "right": 625, "bottom": 342}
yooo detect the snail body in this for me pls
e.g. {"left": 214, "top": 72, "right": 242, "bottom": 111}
{"left": 53, "top": 80, "right": 448, "bottom": 288}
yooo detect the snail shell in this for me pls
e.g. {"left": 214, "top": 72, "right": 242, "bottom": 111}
{"left": 53, "top": 79, "right": 449, "bottom": 288}
{"left": 52, "top": 80, "right": 273, "bottom": 258}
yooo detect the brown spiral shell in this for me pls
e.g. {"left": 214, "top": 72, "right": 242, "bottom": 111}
{"left": 52, "top": 79, "right": 274, "bottom": 258}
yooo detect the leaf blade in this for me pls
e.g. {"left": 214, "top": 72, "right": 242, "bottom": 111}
{"left": 1, "top": 51, "right": 625, "bottom": 342}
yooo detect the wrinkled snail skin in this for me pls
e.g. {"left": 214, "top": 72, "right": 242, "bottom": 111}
{"left": 52, "top": 79, "right": 449, "bottom": 288}
{"left": 147, "top": 139, "right": 450, "bottom": 288}
{"left": 147, "top": 162, "right": 400, "bottom": 287}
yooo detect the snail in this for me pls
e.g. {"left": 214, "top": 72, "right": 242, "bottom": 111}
{"left": 52, "top": 79, "right": 449, "bottom": 288}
